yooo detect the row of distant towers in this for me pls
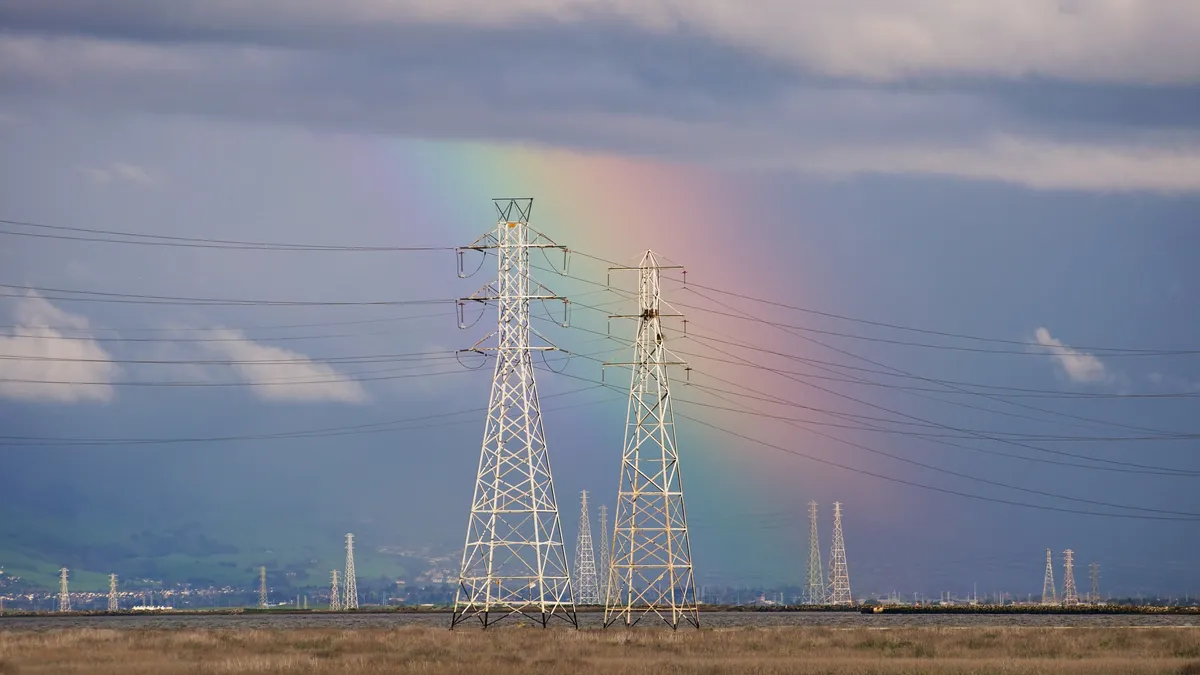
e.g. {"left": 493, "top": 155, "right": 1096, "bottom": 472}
{"left": 257, "top": 533, "right": 360, "bottom": 610}
{"left": 1042, "top": 548, "right": 1101, "bottom": 605}
{"left": 802, "top": 501, "right": 853, "bottom": 605}
{"left": 54, "top": 531, "right": 362, "bottom": 613}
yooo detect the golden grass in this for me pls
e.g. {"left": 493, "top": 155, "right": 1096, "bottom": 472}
{"left": 0, "top": 626, "right": 1196, "bottom": 674}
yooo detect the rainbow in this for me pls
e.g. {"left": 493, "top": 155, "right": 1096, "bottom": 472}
{"left": 344, "top": 136, "right": 885, "bottom": 577}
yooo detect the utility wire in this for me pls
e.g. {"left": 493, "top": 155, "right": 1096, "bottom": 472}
{"left": 0, "top": 218, "right": 453, "bottom": 252}
{"left": 0, "top": 283, "right": 454, "bottom": 307}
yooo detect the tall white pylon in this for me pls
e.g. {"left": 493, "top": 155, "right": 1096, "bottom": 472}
{"left": 108, "top": 574, "right": 118, "bottom": 612}
{"left": 827, "top": 502, "right": 853, "bottom": 605}
{"left": 573, "top": 490, "right": 601, "bottom": 604}
{"left": 58, "top": 568, "right": 70, "bottom": 612}
{"left": 329, "top": 570, "right": 341, "bottom": 611}
{"left": 804, "top": 501, "right": 826, "bottom": 604}
{"left": 258, "top": 566, "right": 268, "bottom": 608}
{"left": 598, "top": 504, "right": 611, "bottom": 605}
{"left": 452, "top": 198, "right": 575, "bottom": 629}
{"left": 1062, "top": 549, "right": 1079, "bottom": 605}
{"left": 343, "top": 533, "right": 359, "bottom": 610}
{"left": 606, "top": 251, "right": 699, "bottom": 629}
{"left": 1042, "top": 548, "right": 1058, "bottom": 605}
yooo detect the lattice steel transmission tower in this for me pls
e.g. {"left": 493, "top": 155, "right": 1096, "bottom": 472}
{"left": 574, "top": 491, "right": 601, "bottom": 605}
{"left": 343, "top": 533, "right": 359, "bottom": 610}
{"left": 108, "top": 574, "right": 118, "bottom": 612}
{"left": 804, "top": 501, "right": 826, "bottom": 604}
{"left": 58, "top": 568, "right": 70, "bottom": 612}
{"left": 1062, "top": 549, "right": 1079, "bottom": 605}
{"left": 451, "top": 198, "right": 576, "bottom": 629}
{"left": 827, "top": 502, "right": 853, "bottom": 605}
{"left": 1089, "top": 563, "right": 1100, "bottom": 604}
{"left": 258, "top": 566, "right": 268, "bottom": 608}
{"left": 605, "top": 251, "right": 698, "bottom": 629}
{"left": 329, "top": 570, "right": 341, "bottom": 611}
{"left": 597, "top": 504, "right": 611, "bottom": 606}
{"left": 1042, "top": 549, "right": 1057, "bottom": 604}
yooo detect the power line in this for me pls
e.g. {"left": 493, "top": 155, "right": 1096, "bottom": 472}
{"left": 0, "top": 283, "right": 454, "bottom": 308}
{"left": 675, "top": 374, "right": 1200, "bottom": 513}
{"left": 570, "top": 245, "right": 1198, "bottom": 356}
{"left": 525, "top": 361, "right": 1200, "bottom": 520}
{"left": 0, "top": 384, "right": 613, "bottom": 446}
{"left": 0, "top": 217, "right": 453, "bottom": 252}
{"left": 681, "top": 332, "right": 1196, "bottom": 475}
{"left": 678, "top": 286, "right": 1190, "bottom": 438}
{"left": 675, "top": 410, "right": 1200, "bottom": 522}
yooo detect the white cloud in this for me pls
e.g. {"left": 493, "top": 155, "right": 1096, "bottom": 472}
{"left": 6, "top": 0, "right": 1198, "bottom": 84}
{"left": 0, "top": 293, "right": 118, "bottom": 402}
{"left": 80, "top": 161, "right": 156, "bottom": 186}
{"left": 771, "top": 135, "right": 1200, "bottom": 193}
{"left": 1033, "top": 327, "right": 1109, "bottom": 384}
{"left": 202, "top": 329, "right": 367, "bottom": 403}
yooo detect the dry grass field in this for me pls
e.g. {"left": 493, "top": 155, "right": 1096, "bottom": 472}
{"left": 0, "top": 625, "right": 1197, "bottom": 674}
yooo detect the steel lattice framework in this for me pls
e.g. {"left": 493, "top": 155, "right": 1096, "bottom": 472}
{"left": 827, "top": 502, "right": 853, "bottom": 606}
{"left": 108, "top": 574, "right": 118, "bottom": 612}
{"left": 451, "top": 198, "right": 576, "bottom": 629}
{"left": 605, "top": 251, "right": 699, "bottom": 629}
{"left": 1042, "top": 548, "right": 1058, "bottom": 605}
{"left": 329, "top": 570, "right": 341, "bottom": 611}
{"left": 58, "top": 568, "right": 70, "bottom": 612}
{"left": 1062, "top": 549, "right": 1079, "bottom": 605}
{"left": 597, "top": 504, "right": 612, "bottom": 606}
{"left": 574, "top": 490, "right": 601, "bottom": 604}
{"left": 258, "top": 566, "right": 268, "bottom": 609}
{"left": 343, "top": 534, "right": 359, "bottom": 610}
{"left": 804, "top": 501, "right": 827, "bottom": 604}
{"left": 1089, "top": 563, "right": 1101, "bottom": 604}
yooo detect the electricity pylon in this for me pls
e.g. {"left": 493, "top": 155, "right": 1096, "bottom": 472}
{"left": 597, "top": 504, "right": 611, "bottom": 605}
{"left": 804, "top": 501, "right": 826, "bottom": 604}
{"left": 827, "top": 502, "right": 853, "bottom": 605}
{"left": 1089, "top": 563, "right": 1100, "bottom": 604}
{"left": 108, "top": 574, "right": 118, "bottom": 612}
{"left": 343, "top": 533, "right": 359, "bottom": 610}
{"left": 574, "top": 490, "right": 601, "bottom": 605}
{"left": 258, "top": 566, "right": 268, "bottom": 608}
{"left": 58, "top": 568, "right": 70, "bottom": 612}
{"left": 329, "top": 570, "right": 341, "bottom": 611}
{"left": 451, "top": 198, "right": 576, "bottom": 629}
{"left": 1042, "top": 549, "right": 1057, "bottom": 604}
{"left": 605, "top": 251, "right": 698, "bottom": 629}
{"left": 1062, "top": 549, "right": 1079, "bottom": 605}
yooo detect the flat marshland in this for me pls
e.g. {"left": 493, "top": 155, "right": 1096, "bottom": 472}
{"left": 0, "top": 626, "right": 1198, "bottom": 674}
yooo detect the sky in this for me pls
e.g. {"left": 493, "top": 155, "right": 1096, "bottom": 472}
{"left": 0, "top": 1, "right": 1198, "bottom": 597}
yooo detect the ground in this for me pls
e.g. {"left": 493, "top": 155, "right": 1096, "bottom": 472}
{"left": 0, "top": 625, "right": 1197, "bottom": 674}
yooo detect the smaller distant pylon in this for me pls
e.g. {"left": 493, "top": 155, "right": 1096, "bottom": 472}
{"left": 258, "top": 566, "right": 268, "bottom": 609}
{"left": 58, "top": 568, "right": 70, "bottom": 612}
{"left": 1089, "top": 563, "right": 1101, "bottom": 604}
{"left": 827, "top": 502, "right": 852, "bottom": 605}
{"left": 330, "top": 570, "right": 341, "bottom": 611}
{"left": 343, "top": 533, "right": 359, "bottom": 610}
{"left": 1062, "top": 550, "right": 1078, "bottom": 606}
{"left": 108, "top": 574, "right": 119, "bottom": 612}
{"left": 1041, "top": 549, "right": 1057, "bottom": 605}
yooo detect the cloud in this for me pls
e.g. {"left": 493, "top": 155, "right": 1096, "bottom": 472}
{"left": 2, "top": 18, "right": 1200, "bottom": 192}
{"left": 202, "top": 329, "right": 367, "bottom": 403}
{"left": 80, "top": 161, "right": 156, "bottom": 186}
{"left": 1033, "top": 327, "right": 1109, "bottom": 384}
{"left": 2, "top": 1, "right": 1199, "bottom": 84}
{"left": 0, "top": 293, "right": 118, "bottom": 402}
